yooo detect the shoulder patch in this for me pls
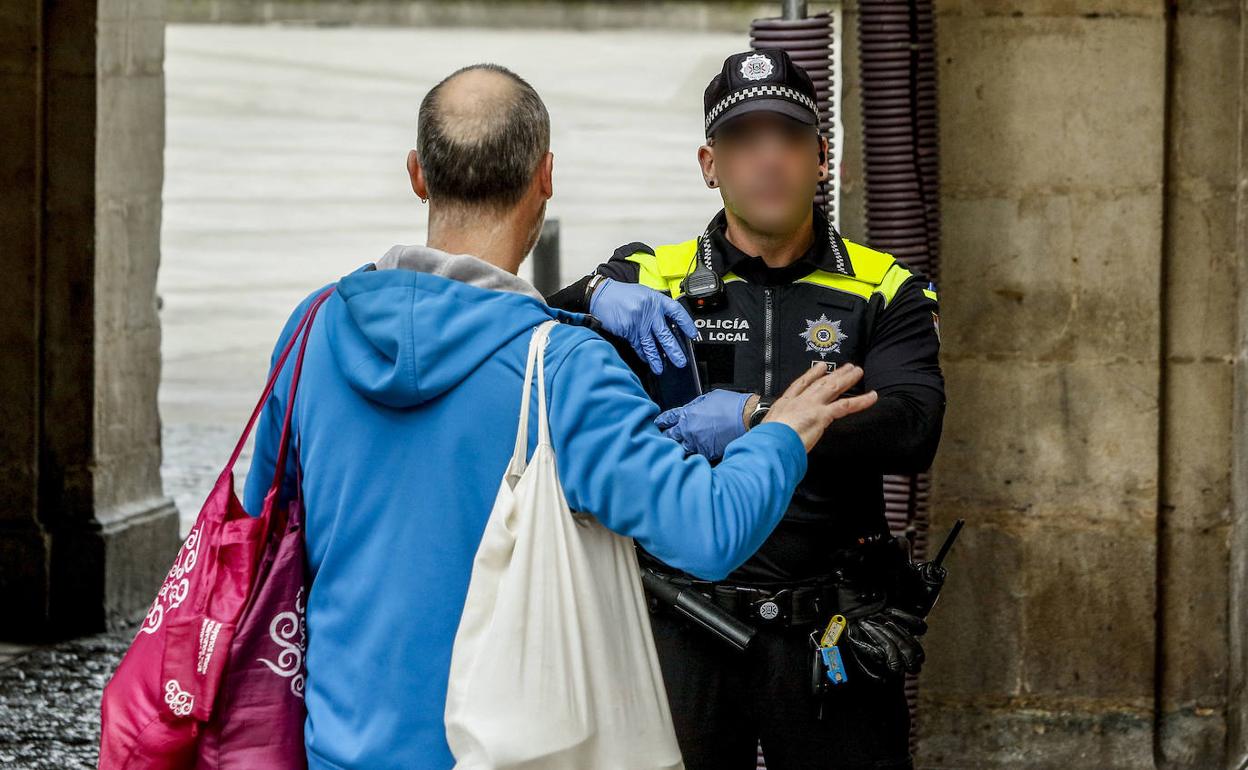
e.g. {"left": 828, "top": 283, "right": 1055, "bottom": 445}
{"left": 842, "top": 239, "right": 898, "bottom": 286}
{"left": 798, "top": 239, "right": 919, "bottom": 306}
{"left": 611, "top": 241, "right": 654, "bottom": 261}
{"left": 653, "top": 239, "right": 700, "bottom": 280}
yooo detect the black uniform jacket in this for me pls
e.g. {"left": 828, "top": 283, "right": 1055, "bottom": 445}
{"left": 546, "top": 203, "right": 945, "bottom": 584}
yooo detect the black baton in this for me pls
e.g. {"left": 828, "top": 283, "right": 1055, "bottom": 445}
{"left": 641, "top": 570, "right": 756, "bottom": 652}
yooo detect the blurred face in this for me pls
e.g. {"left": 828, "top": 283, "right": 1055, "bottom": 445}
{"left": 700, "top": 112, "right": 825, "bottom": 236}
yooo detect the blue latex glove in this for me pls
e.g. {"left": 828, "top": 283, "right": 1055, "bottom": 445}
{"left": 654, "top": 389, "right": 752, "bottom": 461}
{"left": 589, "top": 277, "right": 699, "bottom": 375}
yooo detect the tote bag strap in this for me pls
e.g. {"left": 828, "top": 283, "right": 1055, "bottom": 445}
{"left": 534, "top": 321, "right": 554, "bottom": 449}
{"left": 217, "top": 287, "right": 335, "bottom": 491}
{"left": 183, "top": 288, "right": 333, "bottom": 649}
{"left": 507, "top": 319, "right": 560, "bottom": 477}
{"left": 260, "top": 288, "right": 331, "bottom": 521}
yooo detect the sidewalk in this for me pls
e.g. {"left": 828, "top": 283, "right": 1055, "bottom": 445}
{"left": 0, "top": 627, "right": 136, "bottom": 768}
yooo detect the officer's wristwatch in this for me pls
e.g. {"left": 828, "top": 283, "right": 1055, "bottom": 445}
{"left": 746, "top": 397, "right": 773, "bottom": 429}
{"left": 584, "top": 272, "right": 608, "bottom": 309}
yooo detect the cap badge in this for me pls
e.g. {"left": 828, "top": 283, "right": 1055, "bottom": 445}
{"left": 740, "top": 53, "right": 775, "bottom": 81}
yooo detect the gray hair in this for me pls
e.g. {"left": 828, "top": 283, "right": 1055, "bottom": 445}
{"left": 416, "top": 63, "right": 550, "bottom": 211}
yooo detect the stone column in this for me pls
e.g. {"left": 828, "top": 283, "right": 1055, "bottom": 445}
{"left": 1156, "top": 1, "right": 1246, "bottom": 764}
{"left": 0, "top": 0, "right": 177, "bottom": 640}
{"left": 908, "top": 1, "right": 1246, "bottom": 768}
{"left": 1227, "top": 3, "right": 1248, "bottom": 766}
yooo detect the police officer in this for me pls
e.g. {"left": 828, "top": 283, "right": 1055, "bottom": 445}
{"left": 546, "top": 49, "right": 945, "bottom": 770}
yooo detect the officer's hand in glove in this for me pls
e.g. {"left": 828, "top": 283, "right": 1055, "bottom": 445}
{"left": 589, "top": 278, "right": 699, "bottom": 375}
{"left": 842, "top": 605, "right": 928, "bottom": 682}
{"left": 654, "top": 389, "right": 752, "bottom": 461}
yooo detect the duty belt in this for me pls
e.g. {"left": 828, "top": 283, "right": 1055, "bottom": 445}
{"left": 649, "top": 573, "right": 840, "bottom": 629}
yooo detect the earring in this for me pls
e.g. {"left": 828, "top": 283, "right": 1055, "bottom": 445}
{"left": 708, "top": 179, "right": 717, "bottom": 188}
{"left": 420, "top": 197, "right": 427, "bottom": 204}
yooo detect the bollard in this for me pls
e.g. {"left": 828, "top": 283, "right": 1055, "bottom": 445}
{"left": 531, "top": 218, "right": 561, "bottom": 296}
{"left": 782, "top": 0, "right": 808, "bottom": 19}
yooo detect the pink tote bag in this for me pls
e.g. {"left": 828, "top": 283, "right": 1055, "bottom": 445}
{"left": 99, "top": 287, "right": 333, "bottom": 769}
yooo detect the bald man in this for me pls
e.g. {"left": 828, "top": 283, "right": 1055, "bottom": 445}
{"left": 241, "top": 63, "right": 876, "bottom": 770}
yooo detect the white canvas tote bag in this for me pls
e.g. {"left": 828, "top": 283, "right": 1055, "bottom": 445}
{"left": 445, "top": 319, "right": 684, "bottom": 770}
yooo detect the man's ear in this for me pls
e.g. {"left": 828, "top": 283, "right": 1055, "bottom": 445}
{"left": 407, "top": 149, "right": 429, "bottom": 199}
{"left": 538, "top": 151, "right": 554, "bottom": 200}
{"left": 697, "top": 144, "right": 716, "bottom": 188}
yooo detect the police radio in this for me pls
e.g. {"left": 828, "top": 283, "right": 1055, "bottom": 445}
{"left": 651, "top": 319, "right": 702, "bottom": 412}
{"left": 905, "top": 518, "right": 964, "bottom": 617}
{"left": 680, "top": 236, "right": 725, "bottom": 312}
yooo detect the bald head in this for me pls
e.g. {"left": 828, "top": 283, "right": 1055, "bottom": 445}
{"left": 416, "top": 64, "right": 550, "bottom": 212}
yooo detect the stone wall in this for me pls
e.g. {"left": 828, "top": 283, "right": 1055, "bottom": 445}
{"left": 838, "top": 2, "right": 1247, "bottom": 767}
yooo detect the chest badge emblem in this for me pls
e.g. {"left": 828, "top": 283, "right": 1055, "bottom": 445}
{"left": 800, "top": 313, "right": 848, "bottom": 359}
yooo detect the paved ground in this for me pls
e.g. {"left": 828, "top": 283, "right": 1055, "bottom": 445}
{"left": 0, "top": 626, "right": 137, "bottom": 768}
{"left": 1, "top": 22, "right": 744, "bottom": 767}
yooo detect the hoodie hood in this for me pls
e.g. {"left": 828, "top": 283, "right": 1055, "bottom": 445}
{"left": 374, "top": 244, "right": 547, "bottom": 302}
{"left": 327, "top": 244, "right": 582, "bottom": 408}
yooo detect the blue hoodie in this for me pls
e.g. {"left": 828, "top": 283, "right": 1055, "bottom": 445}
{"left": 242, "top": 244, "right": 808, "bottom": 770}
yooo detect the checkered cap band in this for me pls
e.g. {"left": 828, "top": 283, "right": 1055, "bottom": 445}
{"left": 704, "top": 84, "right": 819, "bottom": 133}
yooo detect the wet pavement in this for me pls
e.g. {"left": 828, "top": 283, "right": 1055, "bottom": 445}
{"left": 3, "top": 22, "right": 743, "bottom": 767}
{"left": 0, "top": 626, "right": 136, "bottom": 768}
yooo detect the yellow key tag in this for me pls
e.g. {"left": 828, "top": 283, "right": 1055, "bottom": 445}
{"left": 819, "top": 614, "right": 846, "bottom": 648}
